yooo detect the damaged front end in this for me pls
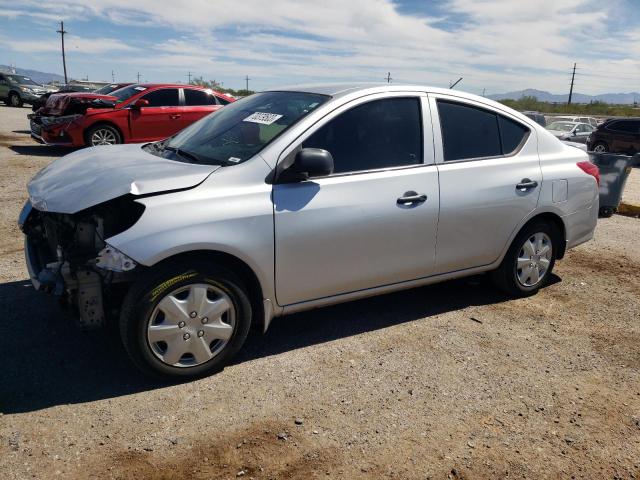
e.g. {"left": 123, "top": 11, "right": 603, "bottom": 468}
{"left": 29, "top": 94, "right": 116, "bottom": 145}
{"left": 20, "top": 195, "right": 144, "bottom": 329}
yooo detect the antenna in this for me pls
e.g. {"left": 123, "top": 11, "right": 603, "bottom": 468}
{"left": 449, "top": 77, "right": 463, "bottom": 89}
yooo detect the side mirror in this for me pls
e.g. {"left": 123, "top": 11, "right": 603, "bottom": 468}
{"left": 132, "top": 98, "right": 149, "bottom": 109}
{"left": 287, "top": 148, "right": 334, "bottom": 181}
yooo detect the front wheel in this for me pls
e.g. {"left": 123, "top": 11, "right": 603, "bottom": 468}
{"left": 119, "top": 260, "right": 252, "bottom": 379}
{"left": 491, "top": 222, "right": 559, "bottom": 297}
{"left": 8, "top": 92, "right": 23, "bottom": 107}
{"left": 86, "top": 124, "right": 122, "bottom": 146}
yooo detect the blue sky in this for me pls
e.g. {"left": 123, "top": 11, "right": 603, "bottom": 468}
{"left": 1, "top": 0, "right": 639, "bottom": 95}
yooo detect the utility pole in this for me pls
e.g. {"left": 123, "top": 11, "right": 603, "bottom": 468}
{"left": 482, "top": 88, "right": 486, "bottom": 97}
{"left": 245, "top": 75, "right": 250, "bottom": 92}
{"left": 136, "top": 72, "right": 141, "bottom": 83}
{"left": 568, "top": 62, "right": 577, "bottom": 105}
{"left": 111, "top": 70, "right": 115, "bottom": 82}
{"left": 385, "top": 72, "right": 392, "bottom": 83}
{"left": 187, "top": 71, "right": 192, "bottom": 84}
{"left": 449, "top": 77, "right": 463, "bottom": 89}
{"left": 56, "top": 21, "right": 68, "bottom": 84}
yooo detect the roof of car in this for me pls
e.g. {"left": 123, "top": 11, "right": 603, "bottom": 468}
{"left": 136, "top": 83, "right": 207, "bottom": 88}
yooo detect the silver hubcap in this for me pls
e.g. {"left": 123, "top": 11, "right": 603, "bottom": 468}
{"left": 91, "top": 129, "right": 117, "bottom": 146}
{"left": 147, "top": 283, "right": 235, "bottom": 368}
{"left": 10, "top": 95, "right": 19, "bottom": 106}
{"left": 516, "top": 232, "right": 552, "bottom": 287}
{"left": 593, "top": 144, "right": 606, "bottom": 152}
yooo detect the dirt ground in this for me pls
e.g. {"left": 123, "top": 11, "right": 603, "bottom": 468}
{"left": 0, "top": 104, "right": 638, "bottom": 479}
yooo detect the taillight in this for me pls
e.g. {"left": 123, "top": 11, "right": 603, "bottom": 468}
{"left": 577, "top": 161, "right": 600, "bottom": 186}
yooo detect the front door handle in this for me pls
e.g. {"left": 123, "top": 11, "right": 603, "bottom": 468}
{"left": 516, "top": 179, "right": 538, "bottom": 191}
{"left": 397, "top": 191, "right": 427, "bottom": 205}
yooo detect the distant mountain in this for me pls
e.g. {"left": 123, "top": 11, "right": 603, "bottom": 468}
{"left": 488, "top": 88, "right": 640, "bottom": 105}
{"left": 0, "top": 65, "right": 65, "bottom": 85}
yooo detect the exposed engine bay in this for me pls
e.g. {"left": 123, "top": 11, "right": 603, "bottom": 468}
{"left": 21, "top": 195, "right": 144, "bottom": 329}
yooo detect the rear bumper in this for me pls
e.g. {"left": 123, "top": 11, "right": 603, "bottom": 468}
{"left": 564, "top": 199, "right": 599, "bottom": 251}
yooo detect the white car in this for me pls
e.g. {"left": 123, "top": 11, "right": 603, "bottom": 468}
{"left": 20, "top": 84, "right": 600, "bottom": 379}
{"left": 546, "top": 121, "right": 595, "bottom": 143}
{"left": 550, "top": 115, "right": 598, "bottom": 128}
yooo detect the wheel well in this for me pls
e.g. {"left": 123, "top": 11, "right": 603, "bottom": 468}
{"left": 520, "top": 212, "right": 567, "bottom": 259}
{"left": 154, "top": 250, "right": 265, "bottom": 331}
{"left": 84, "top": 121, "right": 123, "bottom": 145}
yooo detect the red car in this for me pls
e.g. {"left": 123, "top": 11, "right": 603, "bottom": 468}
{"left": 29, "top": 84, "right": 234, "bottom": 147}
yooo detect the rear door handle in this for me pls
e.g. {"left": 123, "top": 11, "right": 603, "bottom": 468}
{"left": 397, "top": 191, "right": 427, "bottom": 205}
{"left": 170, "top": 114, "right": 182, "bottom": 119}
{"left": 516, "top": 179, "right": 538, "bottom": 191}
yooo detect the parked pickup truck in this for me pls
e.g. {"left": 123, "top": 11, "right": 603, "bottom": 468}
{"left": 20, "top": 84, "right": 599, "bottom": 379}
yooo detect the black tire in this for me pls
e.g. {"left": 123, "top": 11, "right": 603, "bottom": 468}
{"left": 591, "top": 142, "right": 608, "bottom": 153}
{"left": 85, "top": 124, "right": 122, "bottom": 146}
{"left": 491, "top": 221, "right": 559, "bottom": 297}
{"left": 8, "top": 92, "right": 23, "bottom": 108}
{"left": 119, "top": 259, "right": 252, "bottom": 379}
{"left": 599, "top": 206, "right": 615, "bottom": 218}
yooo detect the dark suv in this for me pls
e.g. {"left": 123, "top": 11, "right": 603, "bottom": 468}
{"left": 587, "top": 118, "right": 640, "bottom": 154}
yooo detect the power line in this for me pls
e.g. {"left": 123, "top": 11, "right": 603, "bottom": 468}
{"left": 56, "top": 21, "right": 68, "bottom": 84}
{"left": 567, "top": 62, "right": 577, "bottom": 105}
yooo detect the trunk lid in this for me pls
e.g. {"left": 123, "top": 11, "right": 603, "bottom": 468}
{"left": 28, "top": 144, "right": 220, "bottom": 214}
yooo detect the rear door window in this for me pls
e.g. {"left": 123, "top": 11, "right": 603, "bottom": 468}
{"left": 303, "top": 97, "right": 422, "bottom": 174}
{"left": 498, "top": 115, "right": 529, "bottom": 153}
{"left": 142, "top": 88, "right": 180, "bottom": 107}
{"left": 437, "top": 100, "right": 529, "bottom": 161}
{"left": 184, "top": 89, "right": 218, "bottom": 106}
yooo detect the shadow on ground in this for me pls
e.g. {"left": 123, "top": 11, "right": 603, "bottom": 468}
{"left": 0, "top": 274, "right": 560, "bottom": 414}
{"left": 9, "top": 145, "right": 76, "bottom": 157}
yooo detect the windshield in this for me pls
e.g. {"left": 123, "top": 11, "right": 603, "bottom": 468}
{"left": 546, "top": 122, "right": 575, "bottom": 132}
{"left": 110, "top": 85, "right": 147, "bottom": 103}
{"left": 9, "top": 75, "right": 39, "bottom": 86}
{"left": 94, "top": 84, "right": 121, "bottom": 95}
{"left": 163, "top": 91, "right": 329, "bottom": 165}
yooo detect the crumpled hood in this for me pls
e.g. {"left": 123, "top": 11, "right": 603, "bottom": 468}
{"left": 38, "top": 93, "right": 118, "bottom": 116}
{"left": 28, "top": 144, "right": 220, "bottom": 214}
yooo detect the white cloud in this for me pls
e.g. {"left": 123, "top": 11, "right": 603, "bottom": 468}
{"left": 3, "top": 0, "right": 640, "bottom": 94}
{"left": 3, "top": 35, "right": 136, "bottom": 54}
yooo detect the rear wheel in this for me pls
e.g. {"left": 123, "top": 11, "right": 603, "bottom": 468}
{"left": 491, "top": 222, "right": 559, "bottom": 297}
{"left": 592, "top": 142, "right": 608, "bottom": 153}
{"left": 86, "top": 124, "right": 122, "bottom": 146}
{"left": 119, "top": 260, "right": 252, "bottom": 379}
{"left": 8, "top": 92, "right": 22, "bottom": 108}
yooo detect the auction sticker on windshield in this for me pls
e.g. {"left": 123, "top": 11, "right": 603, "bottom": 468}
{"left": 243, "top": 112, "right": 283, "bottom": 125}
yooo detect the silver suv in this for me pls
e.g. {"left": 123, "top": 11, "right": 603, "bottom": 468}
{"left": 20, "top": 84, "right": 599, "bottom": 379}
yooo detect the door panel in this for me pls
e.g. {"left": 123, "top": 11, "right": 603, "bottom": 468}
{"left": 273, "top": 93, "right": 439, "bottom": 306}
{"left": 430, "top": 95, "right": 542, "bottom": 273}
{"left": 273, "top": 167, "right": 440, "bottom": 305}
{"left": 129, "top": 88, "right": 181, "bottom": 142}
